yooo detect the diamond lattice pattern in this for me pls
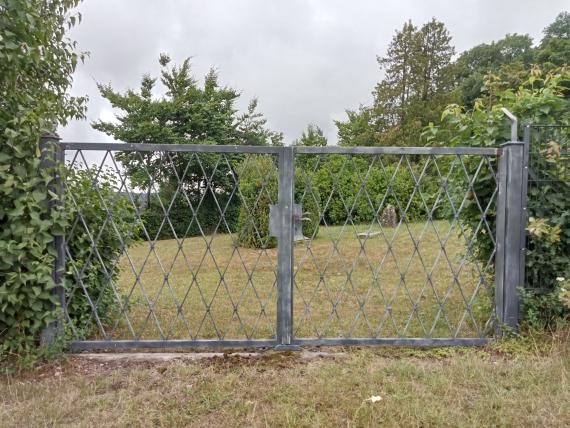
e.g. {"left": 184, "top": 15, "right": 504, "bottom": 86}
{"left": 65, "top": 150, "right": 279, "bottom": 341}
{"left": 293, "top": 152, "right": 497, "bottom": 339}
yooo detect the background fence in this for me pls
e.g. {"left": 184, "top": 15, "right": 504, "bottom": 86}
{"left": 524, "top": 125, "right": 570, "bottom": 292}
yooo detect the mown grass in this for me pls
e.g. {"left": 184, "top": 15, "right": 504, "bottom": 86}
{"left": 1, "top": 330, "right": 568, "bottom": 427}
{"left": 88, "top": 221, "right": 493, "bottom": 341}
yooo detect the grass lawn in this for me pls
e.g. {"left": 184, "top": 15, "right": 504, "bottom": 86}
{"left": 88, "top": 221, "right": 493, "bottom": 341}
{"left": 1, "top": 330, "right": 568, "bottom": 427}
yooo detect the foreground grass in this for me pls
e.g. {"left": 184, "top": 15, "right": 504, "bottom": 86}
{"left": 88, "top": 221, "right": 492, "bottom": 341}
{"left": 1, "top": 331, "right": 568, "bottom": 427}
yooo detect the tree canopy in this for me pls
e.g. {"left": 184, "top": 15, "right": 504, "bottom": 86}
{"left": 292, "top": 124, "right": 328, "bottom": 147}
{"left": 335, "top": 11, "right": 569, "bottom": 147}
{"left": 93, "top": 55, "right": 282, "bottom": 209}
{"left": 336, "top": 19, "right": 457, "bottom": 146}
{"left": 93, "top": 54, "right": 282, "bottom": 147}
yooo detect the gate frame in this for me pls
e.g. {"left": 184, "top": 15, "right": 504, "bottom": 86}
{"left": 41, "top": 133, "right": 527, "bottom": 349}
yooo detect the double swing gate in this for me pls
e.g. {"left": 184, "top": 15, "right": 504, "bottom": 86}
{"left": 40, "top": 135, "right": 527, "bottom": 350}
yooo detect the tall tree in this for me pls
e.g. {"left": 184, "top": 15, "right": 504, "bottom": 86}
{"left": 335, "top": 107, "right": 380, "bottom": 146}
{"left": 375, "top": 20, "right": 418, "bottom": 129}
{"left": 94, "top": 54, "right": 280, "bottom": 146}
{"left": 373, "top": 19, "right": 457, "bottom": 146}
{"left": 415, "top": 19, "right": 456, "bottom": 102}
{"left": 542, "top": 11, "right": 570, "bottom": 41}
{"left": 93, "top": 54, "right": 281, "bottom": 210}
{"left": 293, "top": 124, "right": 328, "bottom": 147}
{"left": 536, "top": 11, "right": 570, "bottom": 66}
{"left": 337, "top": 19, "right": 457, "bottom": 147}
{"left": 456, "top": 34, "right": 534, "bottom": 106}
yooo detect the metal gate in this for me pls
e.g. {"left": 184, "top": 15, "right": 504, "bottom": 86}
{"left": 40, "top": 135, "right": 527, "bottom": 350}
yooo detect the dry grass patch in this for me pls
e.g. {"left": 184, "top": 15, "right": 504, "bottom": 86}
{"left": 1, "top": 331, "right": 568, "bottom": 427}
{"left": 91, "top": 221, "right": 492, "bottom": 341}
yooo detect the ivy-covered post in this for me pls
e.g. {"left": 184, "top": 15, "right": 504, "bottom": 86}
{"left": 495, "top": 139, "right": 526, "bottom": 334}
{"left": 39, "top": 133, "right": 66, "bottom": 346}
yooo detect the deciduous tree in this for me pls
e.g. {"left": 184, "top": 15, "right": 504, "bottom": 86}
{"left": 93, "top": 55, "right": 282, "bottom": 238}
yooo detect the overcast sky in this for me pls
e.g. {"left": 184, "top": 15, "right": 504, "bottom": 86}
{"left": 60, "top": 0, "right": 568, "bottom": 145}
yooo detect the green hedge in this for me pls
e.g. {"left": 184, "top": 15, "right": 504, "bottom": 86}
{"left": 0, "top": 0, "right": 86, "bottom": 359}
{"left": 309, "top": 155, "right": 444, "bottom": 226}
{"left": 140, "top": 191, "right": 240, "bottom": 241}
{"left": 65, "top": 168, "right": 139, "bottom": 338}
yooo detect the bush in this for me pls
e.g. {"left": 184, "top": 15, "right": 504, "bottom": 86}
{"left": 236, "top": 156, "right": 279, "bottom": 248}
{"left": 310, "top": 154, "right": 438, "bottom": 226}
{"left": 0, "top": 0, "right": 85, "bottom": 360}
{"left": 522, "top": 139, "right": 570, "bottom": 329}
{"left": 64, "top": 168, "right": 139, "bottom": 338}
{"left": 140, "top": 191, "right": 240, "bottom": 240}
{"left": 424, "top": 65, "right": 570, "bottom": 329}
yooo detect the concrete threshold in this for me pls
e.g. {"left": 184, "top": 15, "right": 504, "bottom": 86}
{"left": 74, "top": 351, "right": 346, "bottom": 363}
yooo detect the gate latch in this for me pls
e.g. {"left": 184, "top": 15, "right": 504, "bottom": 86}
{"left": 269, "top": 203, "right": 306, "bottom": 241}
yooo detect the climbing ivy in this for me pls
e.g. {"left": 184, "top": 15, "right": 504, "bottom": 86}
{"left": 0, "top": 0, "right": 86, "bottom": 359}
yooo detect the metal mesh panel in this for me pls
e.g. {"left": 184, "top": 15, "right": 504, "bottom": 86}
{"left": 293, "top": 151, "right": 497, "bottom": 340}
{"left": 527, "top": 125, "right": 570, "bottom": 187}
{"left": 64, "top": 147, "right": 280, "bottom": 343}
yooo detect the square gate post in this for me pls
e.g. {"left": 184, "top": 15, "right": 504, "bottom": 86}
{"left": 495, "top": 141, "right": 526, "bottom": 334}
{"left": 276, "top": 146, "right": 295, "bottom": 347}
{"left": 39, "top": 133, "right": 66, "bottom": 346}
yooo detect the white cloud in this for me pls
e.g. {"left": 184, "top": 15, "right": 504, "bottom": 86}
{"left": 59, "top": 0, "right": 568, "bottom": 144}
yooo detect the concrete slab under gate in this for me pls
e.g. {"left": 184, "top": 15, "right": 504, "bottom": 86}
{"left": 74, "top": 351, "right": 346, "bottom": 363}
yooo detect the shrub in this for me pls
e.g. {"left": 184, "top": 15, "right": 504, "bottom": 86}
{"left": 236, "top": 156, "right": 279, "bottom": 248}
{"left": 64, "top": 168, "right": 139, "bottom": 338}
{"left": 0, "top": 0, "right": 85, "bottom": 359}
{"left": 521, "top": 139, "right": 570, "bottom": 329}
{"left": 424, "top": 65, "right": 570, "bottom": 329}
{"left": 140, "top": 191, "right": 240, "bottom": 240}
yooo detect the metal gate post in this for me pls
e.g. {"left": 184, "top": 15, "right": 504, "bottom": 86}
{"left": 39, "top": 133, "right": 66, "bottom": 346}
{"left": 495, "top": 140, "right": 526, "bottom": 334}
{"left": 276, "top": 146, "right": 296, "bottom": 348}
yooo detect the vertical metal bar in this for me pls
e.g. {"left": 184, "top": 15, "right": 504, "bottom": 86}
{"left": 495, "top": 147, "right": 507, "bottom": 332}
{"left": 494, "top": 141, "right": 525, "bottom": 334}
{"left": 521, "top": 126, "right": 531, "bottom": 292}
{"left": 276, "top": 147, "right": 295, "bottom": 346}
{"left": 39, "top": 133, "right": 65, "bottom": 346}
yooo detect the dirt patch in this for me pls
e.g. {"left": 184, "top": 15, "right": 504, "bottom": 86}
{"left": 6, "top": 350, "right": 346, "bottom": 381}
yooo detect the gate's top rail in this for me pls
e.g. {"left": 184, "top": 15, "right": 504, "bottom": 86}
{"left": 60, "top": 142, "right": 282, "bottom": 154}
{"left": 60, "top": 142, "right": 499, "bottom": 156}
{"left": 292, "top": 145, "right": 498, "bottom": 155}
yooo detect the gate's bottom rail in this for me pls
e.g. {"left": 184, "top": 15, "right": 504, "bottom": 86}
{"left": 68, "top": 339, "right": 277, "bottom": 351}
{"left": 68, "top": 337, "right": 488, "bottom": 351}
